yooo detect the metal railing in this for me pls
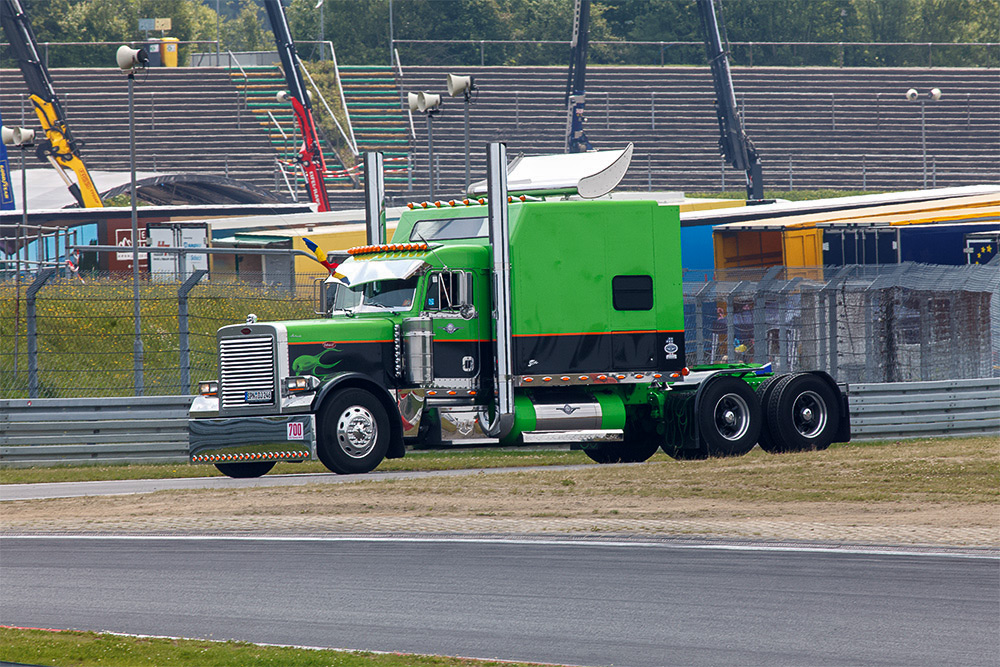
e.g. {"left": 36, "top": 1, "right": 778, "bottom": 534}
{"left": 297, "top": 48, "right": 359, "bottom": 157}
{"left": 5, "top": 38, "right": 996, "bottom": 70}
{"left": 2, "top": 378, "right": 997, "bottom": 467}
{"left": 392, "top": 38, "right": 999, "bottom": 68}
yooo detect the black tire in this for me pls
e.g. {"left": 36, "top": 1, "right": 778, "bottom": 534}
{"left": 766, "top": 373, "right": 840, "bottom": 452}
{"left": 317, "top": 388, "right": 390, "bottom": 474}
{"left": 582, "top": 413, "right": 661, "bottom": 464}
{"left": 696, "top": 376, "right": 762, "bottom": 457}
{"left": 662, "top": 443, "right": 709, "bottom": 460}
{"left": 214, "top": 461, "right": 276, "bottom": 478}
{"left": 755, "top": 374, "right": 789, "bottom": 454}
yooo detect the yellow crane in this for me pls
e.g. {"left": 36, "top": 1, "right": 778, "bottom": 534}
{"left": 1, "top": 0, "right": 103, "bottom": 207}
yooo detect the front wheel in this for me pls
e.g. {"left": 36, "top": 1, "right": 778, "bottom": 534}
{"left": 765, "top": 373, "right": 840, "bottom": 452}
{"left": 214, "top": 461, "right": 276, "bottom": 478}
{"left": 696, "top": 376, "right": 761, "bottom": 457}
{"left": 318, "top": 388, "right": 390, "bottom": 474}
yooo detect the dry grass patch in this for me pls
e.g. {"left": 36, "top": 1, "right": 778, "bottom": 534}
{"left": 2, "top": 438, "right": 998, "bottom": 546}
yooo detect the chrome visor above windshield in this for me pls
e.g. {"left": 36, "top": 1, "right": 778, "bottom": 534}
{"left": 325, "top": 256, "right": 428, "bottom": 287}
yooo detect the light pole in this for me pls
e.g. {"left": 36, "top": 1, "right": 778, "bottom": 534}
{"left": 216, "top": 0, "right": 221, "bottom": 65}
{"left": 410, "top": 91, "right": 442, "bottom": 199}
{"left": 117, "top": 45, "right": 149, "bottom": 396}
{"left": 446, "top": 74, "right": 475, "bottom": 191}
{"left": 315, "top": 0, "right": 324, "bottom": 61}
{"left": 2, "top": 124, "right": 35, "bottom": 379}
{"left": 906, "top": 87, "right": 941, "bottom": 189}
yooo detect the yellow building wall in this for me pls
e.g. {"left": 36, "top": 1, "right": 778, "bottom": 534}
{"left": 782, "top": 228, "right": 823, "bottom": 266}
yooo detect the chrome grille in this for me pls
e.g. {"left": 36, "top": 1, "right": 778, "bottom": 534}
{"left": 220, "top": 336, "right": 276, "bottom": 409}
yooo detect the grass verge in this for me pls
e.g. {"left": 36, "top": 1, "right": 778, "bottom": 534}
{"left": 0, "top": 447, "right": 598, "bottom": 484}
{"left": 0, "top": 626, "right": 539, "bottom": 667}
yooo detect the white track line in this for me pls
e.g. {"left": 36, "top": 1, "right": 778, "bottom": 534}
{"left": 3, "top": 533, "right": 996, "bottom": 560}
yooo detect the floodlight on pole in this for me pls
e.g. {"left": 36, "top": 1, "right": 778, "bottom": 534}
{"left": 906, "top": 86, "right": 943, "bottom": 188}
{"left": 3, "top": 124, "right": 35, "bottom": 384}
{"left": 117, "top": 45, "right": 150, "bottom": 395}
{"left": 446, "top": 74, "right": 476, "bottom": 190}
{"left": 409, "top": 91, "right": 442, "bottom": 199}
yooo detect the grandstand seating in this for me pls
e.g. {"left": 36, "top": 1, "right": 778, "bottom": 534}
{"left": 0, "top": 67, "right": 280, "bottom": 196}
{"left": 1, "top": 64, "right": 997, "bottom": 210}
{"left": 399, "top": 65, "right": 1000, "bottom": 201}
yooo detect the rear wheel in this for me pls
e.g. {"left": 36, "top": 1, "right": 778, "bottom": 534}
{"left": 318, "top": 388, "right": 390, "bottom": 474}
{"left": 766, "top": 373, "right": 840, "bottom": 452}
{"left": 755, "top": 373, "right": 789, "bottom": 453}
{"left": 696, "top": 376, "right": 761, "bottom": 457}
{"left": 214, "top": 461, "right": 275, "bottom": 478}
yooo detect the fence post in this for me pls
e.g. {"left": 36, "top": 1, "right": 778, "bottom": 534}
{"left": 151, "top": 92, "right": 155, "bottom": 130}
{"left": 919, "top": 297, "right": 931, "bottom": 380}
{"left": 721, "top": 157, "right": 726, "bottom": 191}
{"left": 25, "top": 269, "right": 56, "bottom": 399}
{"left": 650, "top": 91, "right": 655, "bottom": 129}
{"left": 754, "top": 267, "right": 781, "bottom": 365}
{"left": 831, "top": 93, "right": 836, "bottom": 130}
{"left": 822, "top": 266, "right": 852, "bottom": 380}
{"left": 178, "top": 269, "right": 208, "bottom": 395}
{"left": 692, "top": 282, "right": 710, "bottom": 365}
{"left": 862, "top": 155, "right": 866, "bottom": 190}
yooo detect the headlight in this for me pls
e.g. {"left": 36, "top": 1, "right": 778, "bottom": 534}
{"left": 198, "top": 380, "right": 219, "bottom": 396}
{"left": 283, "top": 376, "right": 319, "bottom": 393}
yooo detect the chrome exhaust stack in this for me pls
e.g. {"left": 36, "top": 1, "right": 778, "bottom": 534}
{"left": 363, "top": 152, "right": 386, "bottom": 245}
{"left": 480, "top": 142, "right": 515, "bottom": 439}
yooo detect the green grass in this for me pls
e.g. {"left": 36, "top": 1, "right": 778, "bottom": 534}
{"left": 0, "top": 627, "right": 539, "bottom": 667}
{"left": 0, "top": 447, "right": 597, "bottom": 484}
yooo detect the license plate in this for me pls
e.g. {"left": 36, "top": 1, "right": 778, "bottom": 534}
{"left": 245, "top": 389, "right": 273, "bottom": 403}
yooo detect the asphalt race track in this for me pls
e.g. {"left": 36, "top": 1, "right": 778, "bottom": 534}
{"left": 2, "top": 535, "right": 997, "bottom": 666}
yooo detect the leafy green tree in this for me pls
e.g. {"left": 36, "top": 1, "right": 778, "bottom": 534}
{"left": 220, "top": 0, "right": 273, "bottom": 52}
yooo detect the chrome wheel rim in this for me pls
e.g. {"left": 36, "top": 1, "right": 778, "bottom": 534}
{"left": 336, "top": 405, "right": 378, "bottom": 458}
{"left": 792, "top": 390, "right": 827, "bottom": 439}
{"left": 713, "top": 393, "right": 750, "bottom": 441}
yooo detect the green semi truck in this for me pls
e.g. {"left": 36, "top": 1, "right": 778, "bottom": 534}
{"left": 189, "top": 145, "right": 849, "bottom": 478}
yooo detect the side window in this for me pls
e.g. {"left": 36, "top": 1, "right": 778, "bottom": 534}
{"left": 425, "top": 271, "right": 473, "bottom": 311}
{"left": 612, "top": 275, "right": 653, "bottom": 311}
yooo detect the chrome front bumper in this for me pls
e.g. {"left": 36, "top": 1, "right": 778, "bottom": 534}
{"left": 188, "top": 413, "right": 317, "bottom": 464}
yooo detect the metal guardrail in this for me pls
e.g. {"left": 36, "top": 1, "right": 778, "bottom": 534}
{"left": 0, "top": 396, "right": 192, "bottom": 467}
{"left": 1, "top": 379, "right": 997, "bottom": 467}
{"left": 848, "top": 378, "right": 1000, "bottom": 439}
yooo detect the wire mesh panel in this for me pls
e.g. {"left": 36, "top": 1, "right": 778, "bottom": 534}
{"left": 683, "top": 262, "right": 999, "bottom": 382}
{"left": 0, "top": 270, "right": 326, "bottom": 399}
{"left": 1, "top": 263, "right": 997, "bottom": 398}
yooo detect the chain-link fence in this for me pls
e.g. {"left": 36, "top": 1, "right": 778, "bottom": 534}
{"left": 0, "top": 269, "right": 327, "bottom": 399}
{"left": 2, "top": 262, "right": 997, "bottom": 398}
{"left": 684, "top": 262, "right": 1000, "bottom": 383}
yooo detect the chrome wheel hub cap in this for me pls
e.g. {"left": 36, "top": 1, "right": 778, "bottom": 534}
{"left": 337, "top": 406, "right": 378, "bottom": 458}
{"left": 792, "top": 391, "right": 827, "bottom": 439}
{"left": 714, "top": 393, "right": 750, "bottom": 441}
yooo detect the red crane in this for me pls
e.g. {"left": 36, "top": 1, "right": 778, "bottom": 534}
{"left": 264, "top": 0, "right": 331, "bottom": 211}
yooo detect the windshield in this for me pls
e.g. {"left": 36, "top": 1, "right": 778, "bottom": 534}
{"left": 333, "top": 277, "right": 418, "bottom": 313}
{"left": 410, "top": 217, "right": 488, "bottom": 242}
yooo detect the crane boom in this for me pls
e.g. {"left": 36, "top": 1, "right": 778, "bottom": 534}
{"left": 564, "top": 0, "right": 593, "bottom": 153}
{"left": 263, "top": 0, "right": 331, "bottom": 212}
{"left": 0, "top": 0, "right": 103, "bottom": 208}
{"left": 696, "top": 0, "right": 762, "bottom": 200}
